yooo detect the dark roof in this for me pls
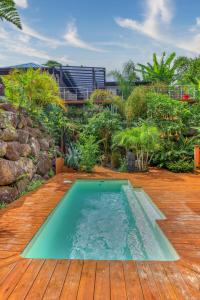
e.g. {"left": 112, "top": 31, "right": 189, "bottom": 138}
{"left": 3, "top": 62, "right": 47, "bottom": 69}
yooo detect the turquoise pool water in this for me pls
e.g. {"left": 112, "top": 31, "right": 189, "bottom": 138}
{"left": 22, "top": 180, "right": 179, "bottom": 261}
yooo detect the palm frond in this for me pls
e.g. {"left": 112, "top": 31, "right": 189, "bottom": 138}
{"left": 0, "top": 0, "right": 22, "bottom": 29}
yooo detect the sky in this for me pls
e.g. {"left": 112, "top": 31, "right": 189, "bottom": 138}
{"left": 0, "top": 0, "right": 200, "bottom": 71}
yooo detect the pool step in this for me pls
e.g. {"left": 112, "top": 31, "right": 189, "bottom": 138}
{"left": 122, "top": 185, "right": 166, "bottom": 221}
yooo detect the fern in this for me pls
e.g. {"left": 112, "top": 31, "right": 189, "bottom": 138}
{"left": 0, "top": 0, "right": 22, "bottom": 29}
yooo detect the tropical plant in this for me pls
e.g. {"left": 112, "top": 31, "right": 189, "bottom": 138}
{"left": 89, "top": 89, "right": 115, "bottom": 102}
{"left": 137, "top": 52, "right": 182, "bottom": 84}
{"left": 113, "top": 124, "right": 160, "bottom": 171}
{"left": 175, "top": 56, "right": 200, "bottom": 86}
{"left": 0, "top": 202, "right": 6, "bottom": 209}
{"left": 0, "top": 0, "right": 22, "bottom": 29}
{"left": 65, "top": 143, "right": 80, "bottom": 170}
{"left": 77, "top": 134, "right": 100, "bottom": 172}
{"left": 2, "top": 69, "right": 65, "bottom": 112}
{"left": 84, "top": 110, "right": 122, "bottom": 163}
{"left": 110, "top": 60, "right": 139, "bottom": 99}
{"left": 43, "top": 60, "right": 62, "bottom": 68}
{"left": 166, "top": 161, "right": 194, "bottom": 173}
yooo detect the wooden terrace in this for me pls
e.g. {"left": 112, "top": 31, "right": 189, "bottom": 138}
{"left": 0, "top": 167, "right": 200, "bottom": 299}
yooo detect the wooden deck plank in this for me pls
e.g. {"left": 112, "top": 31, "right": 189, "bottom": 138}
{"left": 110, "top": 261, "right": 127, "bottom": 300}
{"left": 77, "top": 260, "right": 96, "bottom": 300}
{"left": 60, "top": 260, "right": 83, "bottom": 300}
{"left": 123, "top": 261, "right": 144, "bottom": 300}
{"left": 94, "top": 261, "right": 110, "bottom": 300}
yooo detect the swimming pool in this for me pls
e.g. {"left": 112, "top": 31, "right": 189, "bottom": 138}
{"left": 22, "top": 180, "right": 179, "bottom": 261}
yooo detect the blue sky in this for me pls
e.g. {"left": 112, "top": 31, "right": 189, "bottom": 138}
{"left": 0, "top": 0, "right": 199, "bottom": 71}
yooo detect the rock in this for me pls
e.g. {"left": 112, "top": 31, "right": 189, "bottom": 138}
{"left": 26, "top": 117, "right": 33, "bottom": 127}
{"left": 5, "top": 142, "right": 21, "bottom": 161}
{"left": 33, "top": 174, "right": 42, "bottom": 181}
{"left": 0, "top": 158, "right": 35, "bottom": 186}
{"left": 37, "top": 154, "right": 51, "bottom": 176}
{"left": 39, "top": 138, "right": 49, "bottom": 151}
{"left": 0, "top": 110, "right": 18, "bottom": 129}
{"left": 15, "top": 178, "right": 30, "bottom": 194}
{"left": 30, "top": 137, "right": 40, "bottom": 157}
{"left": 20, "top": 144, "right": 31, "bottom": 157}
{"left": 0, "top": 141, "right": 7, "bottom": 157}
{"left": 28, "top": 127, "right": 42, "bottom": 138}
{"left": 17, "top": 129, "right": 29, "bottom": 144}
{"left": 17, "top": 115, "right": 27, "bottom": 129}
{"left": 0, "top": 127, "right": 18, "bottom": 141}
{"left": 0, "top": 103, "right": 16, "bottom": 112}
{"left": 0, "top": 186, "right": 17, "bottom": 203}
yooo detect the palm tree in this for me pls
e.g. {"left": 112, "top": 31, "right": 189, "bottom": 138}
{"left": 0, "top": 0, "right": 22, "bottom": 29}
{"left": 137, "top": 52, "right": 181, "bottom": 84}
{"left": 110, "top": 60, "right": 139, "bottom": 99}
{"left": 113, "top": 124, "right": 160, "bottom": 171}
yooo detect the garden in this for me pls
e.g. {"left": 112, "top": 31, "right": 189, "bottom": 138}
{"left": 1, "top": 52, "right": 200, "bottom": 207}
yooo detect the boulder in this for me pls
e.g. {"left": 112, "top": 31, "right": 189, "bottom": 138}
{"left": 0, "top": 141, "right": 7, "bottom": 157}
{"left": 0, "top": 158, "right": 35, "bottom": 186}
{"left": 17, "top": 115, "right": 27, "bottom": 129}
{"left": 15, "top": 178, "right": 30, "bottom": 194}
{"left": 30, "top": 137, "right": 40, "bottom": 157}
{"left": 0, "top": 186, "right": 17, "bottom": 203}
{"left": 17, "top": 129, "right": 29, "bottom": 144}
{"left": 20, "top": 144, "right": 31, "bottom": 157}
{"left": 37, "top": 154, "right": 52, "bottom": 176}
{"left": 33, "top": 174, "right": 43, "bottom": 181}
{"left": 0, "top": 103, "right": 16, "bottom": 112}
{"left": 0, "top": 111, "right": 18, "bottom": 129}
{"left": 0, "top": 127, "right": 18, "bottom": 141}
{"left": 26, "top": 117, "right": 33, "bottom": 127}
{"left": 28, "top": 127, "right": 42, "bottom": 138}
{"left": 5, "top": 142, "right": 21, "bottom": 161}
{"left": 39, "top": 138, "right": 50, "bottom": 151}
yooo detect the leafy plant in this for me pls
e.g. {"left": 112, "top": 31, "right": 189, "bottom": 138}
{"left": 43, "top": 60, "right": 62, "bottom": 68}
{"left": 113, "top": 124, "right": 160, "bottom": 171}
{"left": 137, "top": 52, "right": 182, "bottom": 84}
{"left": 89, "top": 89, "right": 114, "bottom": 102}
{"left": 65, "top": 143, "right": 80, "bottom": 170}
{"left": 0, "top": 0, "right": 22, "bottom": 29}
{"left": 110, "top": 60, "right": 139, "bottom": 99}
{"left": 111, "top": 151, "right": 121, "bottom": 169}
{"left": 77, "top": 134, "right": 99, "bottom": 172}
{"left": 2, "top": 69, "right": 65, "bottom": 112}
{"left": 0, "top": 202, "right": 6, "bottom": 209}
{"left": 166, "top": 161, "right": 194, "bottom": 173}
{"left": 20, "top": 179, "right": 45, "bottom": 196}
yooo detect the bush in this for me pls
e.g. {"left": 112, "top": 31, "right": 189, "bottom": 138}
{"left": 0, "top": 202, "right": 6, "bottom": 209}
{"left": 77, "top": 134, "right": 100, "bottom": 172}
{"left": 166, "top": 161, "right": 194, "bottom": 173}
{"left": 20, "top": 179, "right": 45, "bottom": 196}
{"left": 89, "top": 89, "right": 114, "bottom": 102}
{"left": 125, "top": 86, "right": 148, "bottom": 122}
{"left": 111, "top": 151, "right": 121, "bottom": 169}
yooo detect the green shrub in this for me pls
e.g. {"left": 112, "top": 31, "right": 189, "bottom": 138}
{"left": 20, "top": 179, "right": 45, "bottom": 196}
{"left": 89, "top": 89, "right": 114, "bottom": 102}
{"left": 65, "top": 144, "right": 80, "bottom": 170}
{"left": 166, "top": 161, "right": 194, "bottom": 173}
{"left": 118, "top": 157, "right": 128, "bottom": 172}
{"left": 0, "top": 202, "right": 6, "bottom": 209}
{"left": 111, "top": 151, "right": 121, "bottom": 169}
{"left": 77, "top": 134, "right": 99, "bottom": 172}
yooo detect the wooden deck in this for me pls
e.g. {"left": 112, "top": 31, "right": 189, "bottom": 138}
{"left": 0, "top": 167, "right": 200, "bottom": 299}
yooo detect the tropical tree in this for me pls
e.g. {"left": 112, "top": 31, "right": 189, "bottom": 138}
{"left": 110, "top": 60, "right": 139, "bottom": 99}
{"left": 137, "top": 52, "right": 181, "bottom": 84}
{"left": 113, "top": 124, "right": 160, "bottom": 171}
{"left": 175, "top": 56, "right": 200, "bottom": 86}
{"left": 2, "top": 68, "right": 65, "bottom": 111}
{"left": 44, "top": 60, "right": 62, "bottom": 68}
{"left": 0, "top": 0, "right": 22, "bottom": 29}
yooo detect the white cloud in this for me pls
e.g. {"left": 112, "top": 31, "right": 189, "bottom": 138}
{"left": 14, "top": 0, "right": 28, "bottom": 9}
{"left": 64, "top": 21, "right": 104, "bottom": 52}
{"left": 115, "top": 0, "right": 172, "bottom": 41}
{"left": 115, "top": 0, "right": 200, "bottom": 54}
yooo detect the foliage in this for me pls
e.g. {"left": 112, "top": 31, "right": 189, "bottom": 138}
{"left": 65, "top": 143, "right": 80, "bottom": 170}
{"left": 0, "top": 202, "right": 6, "bottom": 209}
{"left": 20, "top": 179, "right": 45, "bottom": 196}
{"left": 89, "top": 89, "right": 115, "bottom": 102}
{"left": 110, "top": 60, "right": 139, "bottom": 99}
{"left": 113, "top": 124, "right": 160, "bottom": 171}
{"left": 0, "top": 0, "right": 22, "bottom": 29}
{"left": 2, "top": 69, "right": 65, "bottom": 113}
{"left": 84, "top": 110, "right": 122, "bottom": 163}
{"left": 43, "top": 60, "right": 62, "bottom": 68}
{"left": 166, "top": 161, "right": 194, "bottom": 173}
{"left": 175, "top": 56, "right": 200, "bottom": 86}
{"left": 137, "top": 52, "right": 182, "bottom": 84}
{"left": 111, "top": 151, "right": 121, "bottom": 169}
{"left": 77, "top": 134, "right": 100, "bottom": 172}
